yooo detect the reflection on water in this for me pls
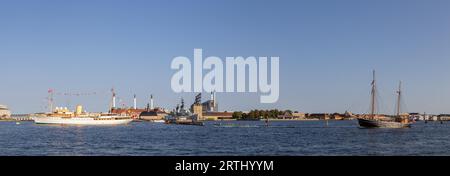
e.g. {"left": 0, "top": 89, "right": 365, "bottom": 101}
{"left": 0, "top": 120, "right": 449, "bottom": 156}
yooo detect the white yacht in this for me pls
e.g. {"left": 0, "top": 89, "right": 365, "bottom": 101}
{"left": 33, "top": 105, "right": 132, "bottom": 126}
{"left": 34, "top": 115, "right": 133, "bottom": 125}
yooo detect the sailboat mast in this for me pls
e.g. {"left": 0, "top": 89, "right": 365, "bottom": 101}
{"left": 396, "top": 81, "right": 402, "bottom": 117}
{"left": 370, "top": 70, "right": 376, "bottom": 119}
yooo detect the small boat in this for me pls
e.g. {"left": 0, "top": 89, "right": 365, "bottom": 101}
{"left": 357, "top": 71, "right": 412, "bottom": 129}
{"left": 152, "top": 120, "right": 166, "bottom": 123}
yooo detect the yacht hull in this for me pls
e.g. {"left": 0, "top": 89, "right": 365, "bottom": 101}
{"left": 34, "top": 117, "right": 133, "bottom": 126}
{"left": 357, "top": 118, "right": 411, "bottom": 128}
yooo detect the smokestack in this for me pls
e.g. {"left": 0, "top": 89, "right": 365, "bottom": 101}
{"left": 133, "top": 94, "right": 137, "bottom": 110}
{"left": 112, "top": 93, "right": 116, "bottom": 109}
{"left": 111, "top": 88, "right": 116, "bottom": 110}
{"left": 150, "top": 94, "right": 154, "bottom": 110}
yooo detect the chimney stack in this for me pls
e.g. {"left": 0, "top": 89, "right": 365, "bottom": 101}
{"left": 111, "top": 88, "right": 116, "bottom": 110}
{"left": 112, "top": 93, "right": 116, "bottom": 109}
{"left": 133, "top": 94, "right": 137, "bottom": 110}
{"left": 150, "top": 94, "right": 154, "bottom": 110}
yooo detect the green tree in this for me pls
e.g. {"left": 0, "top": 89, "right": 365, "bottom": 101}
{"left": 285, "top": 110, "right": 293, "bottom": 116}
{"left": 232, "top": 111, "right": 243, "bottom": 119}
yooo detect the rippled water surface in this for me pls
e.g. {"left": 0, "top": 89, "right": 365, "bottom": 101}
{"left": 0, "top": 120, "right": 448, "bottom": 156}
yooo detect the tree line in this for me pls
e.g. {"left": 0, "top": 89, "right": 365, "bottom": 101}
{"left": 232, "top": 109, "right": 298, "bottom": 120}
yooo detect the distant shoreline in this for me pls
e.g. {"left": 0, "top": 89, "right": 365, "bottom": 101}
{"left": 0, "top": 118, "right": 353, "bottom": 123}
{"left": 213, "top": 119, "right": 352, "bottom": 122}
{"left": 0, "top": 119, "right": 18, "bottom": 122}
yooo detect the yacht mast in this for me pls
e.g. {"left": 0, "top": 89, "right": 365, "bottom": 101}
{"left": 370, "top": 70, "right": 376, "bottom": 119}
{"left": 396, "top": 81, "right": 402, "bottom": 117}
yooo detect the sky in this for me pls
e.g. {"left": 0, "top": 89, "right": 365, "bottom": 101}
{"left": 1, "top": 0, "right": 450, "bottom": 114}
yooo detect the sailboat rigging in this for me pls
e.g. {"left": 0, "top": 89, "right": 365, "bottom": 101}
{"left": 357, "top": 70, "right": 412, "bottom": 128}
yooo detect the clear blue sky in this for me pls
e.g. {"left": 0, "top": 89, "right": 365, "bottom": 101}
{"left": 1, "top": 0, "right": 450, "bottom": 114}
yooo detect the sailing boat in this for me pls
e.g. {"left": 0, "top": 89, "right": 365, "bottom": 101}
{"left": 357, "top": 70, "right": 412, "bottom": 128}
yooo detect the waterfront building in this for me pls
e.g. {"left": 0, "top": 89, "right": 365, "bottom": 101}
{"left": 293, "top": 112, "right": 306, "bottom": 119}
{"left": 139, "top": 108, "right": 168, "bottom": 121}
{"left": 0, "top": 105, "right": 11, "bottom": 119}
{"left": 306, "top": 112, "right": 354, "bottom": 120}
{"left": 188, "top": 93, "right": 233, "bottom": 121}
{"left": 334, "top": 113, "right": 347, "bottom": 120}
{"left": 112, "top": 108, "right": 146, "bottom": 118}
{"left": 438, "top": 114, "right": 450, "bottom": 121}
{"left": 111, "top": 94, "right": 167, "bottom": 119}
{"left": 409, "top": 113, "right": 424, "bottom": 121}
{"left": 192, "top": 104, "right": 204, "bottom": 120}
{"left": 203, "top": 112, "right": 234, "bottom": 121}
{"left": 190, "top": 93, "right": 204, "bottom": 120}
{"left": 139, "top": 111, "right": 158, "bottom": 120}
{"left": 307, "top": 113, "right": 331, "bottom": 120}
{"left": 277, "top": 112, "right": 306, "bottom": 120}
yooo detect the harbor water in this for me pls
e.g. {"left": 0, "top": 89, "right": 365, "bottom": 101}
{"left": 0, "top": 120, "right": 449, "bottom": 156}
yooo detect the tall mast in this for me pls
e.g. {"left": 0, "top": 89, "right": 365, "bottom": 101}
{"left": 370, "top": 70, "right": 376, "bottom": 119}
{"left": 396, "top": 81, "right": 402, "bottom": 117}
{"left": 48, "top": 89, "right": 54, "bottom": 113}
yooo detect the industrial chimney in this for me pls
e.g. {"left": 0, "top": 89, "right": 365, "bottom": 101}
{"left": 112, "top": 93, "right": 116, "bottom": 109}
{"left": 150, "top": 94, "right": 154, "bottom": 110}
{"left": 133, "top": 94, "right": 137, "bottom": 110}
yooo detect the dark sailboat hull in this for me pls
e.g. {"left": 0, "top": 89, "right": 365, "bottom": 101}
{"left": 357, "top": 118, "right": 411, "bottom": 128}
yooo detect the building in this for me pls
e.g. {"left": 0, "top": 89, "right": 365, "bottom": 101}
{"left": 276, "top": 112, "right": 306, "bottom": 120}
{"left": 113, "top": 106, "right": 168, "bottom": 119}
{"left": 293, "top": 112, "right": 306, "bottom": 118}
{"left": 276, "top": 112, "right": 302, "bottom": 120}
{"left": 203, "top": 111, "right": 234, "bottom": 121}
{"left": 192, "top": 104, "right": 204, "bottom": 120}
{"left": 139, "top": 108, "right": 168, "bottom": 121}
{"left": 202, "top": 91, "right": 218, "bottom": 112}
{"left": 0, "top": 105, "right": 11, "bottom": 119}
{"left": 307, "top": 113, "right": 331, "bottom": 120}
{"left": 111, "top": 108, "right": 147, "bottom": 118}
{"left": 111, "top": 94, "right": 166, "bottom": 119}
{"left": 139, "top": 111, "right": 158, "bottom": 120}
{"left": 331, "top": 113, "right": 346, "bottom": 120}
{"left": 188, "top": 92, "right": 233, "bottom": 121}
{"left": 438, "top": 114, "right": 450, "bottom": 121}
